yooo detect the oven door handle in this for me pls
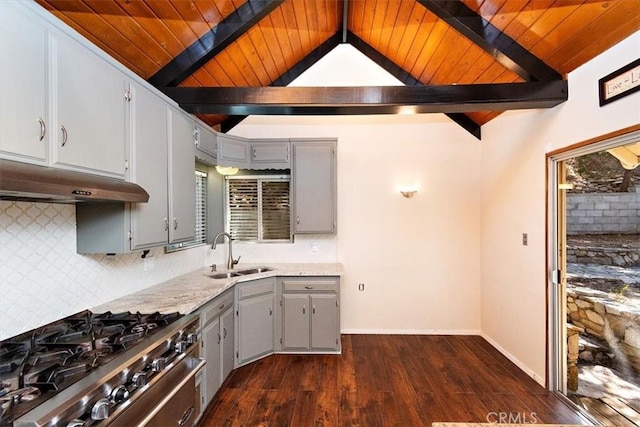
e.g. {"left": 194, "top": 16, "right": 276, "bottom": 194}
{"left": 138, "top": 357, "right": 206, "bottom": 426}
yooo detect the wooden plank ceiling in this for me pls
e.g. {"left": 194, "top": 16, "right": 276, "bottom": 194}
{"left": 36, "top": 0, "right": 640, "bottom": 139}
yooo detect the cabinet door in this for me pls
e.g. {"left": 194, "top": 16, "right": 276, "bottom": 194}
{"left": 202, "top": 317, "right": 221, "bottom": 408}
{"left": 195, "top": 124, "right": 217, "bottom": 159}
{"left": 250, "top": 140, "right": 290, "bottom": 169}
{"left": 168, "top": 108, "right": 196, "bottom": 243}
{"left": 311, "top": 294, "right": 339, "bottom": 350}
{"left": 221, "top": 307, "right": 234, "bottom": 382}
{"left": 237, "top": 294, "right": 273, "bottom": 365}
{"left": 217, "top": 134, "right": 249, "bottom": 168}
{"left": 292, "top": 141, "right": 336, "bottom": 234}
{"left": 0, "top": 1, "right": 48, "bottom": 163}
{"left": 54, "top": 32, "right": 126, "bottom": 177}
{"left": 129, "top": 84, "right": 168, "bottom": 249}
{"left": 282, "top": 294, "right": 310, "bottom": 350}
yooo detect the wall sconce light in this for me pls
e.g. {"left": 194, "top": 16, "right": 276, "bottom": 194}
{"left": 215, "top": 165, "right": 239, "bottom": 176}
{"left": 399, "top": 186, "right": 418, "bottom": 198}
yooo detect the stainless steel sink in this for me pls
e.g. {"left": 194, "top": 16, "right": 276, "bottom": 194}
{"left": 236, "top": 267, "right": 274, "bottom": 275}
{"left": 209, "top": 271, "right": 242, "bottom": 279}
{"left": 208, "top": 266, "right": 273, "bottom": 279}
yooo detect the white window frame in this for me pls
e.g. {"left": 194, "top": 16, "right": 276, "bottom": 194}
{"left": 225, "top": 174, "right": 292, "bottom": 243}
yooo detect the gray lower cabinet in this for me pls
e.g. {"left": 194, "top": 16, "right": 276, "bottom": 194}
{"left": 280, "top": 277, "right": 340, "bottom": 352}
{"left": 292, "top": 139, "right": 337, "bottom": 234}
{"left": 235, "top": 277, "right": 275, "bottom": 367}
{"left": 199, "top": 290, "right": 234, "bottom": 413}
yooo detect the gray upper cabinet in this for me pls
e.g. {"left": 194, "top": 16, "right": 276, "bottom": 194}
{"left": 194, "top": 123, "right": 217, "bottom": 165}
{"left": 249, "top": 139, "right": 290, "bottom": 169}
{"left": 0, "top": 1, "right": 48, "bottom": 164}
{"left": 292, "top": 139, "right": 337, "bottom": 234}
{"left": 1, "top": 1, "right": 126, "bottom": 178}
{"left": 129, "top": 83, "right": 169, "bottom": 250}
{"left": 54, "top": 30, "right": 127, "bottom": 178}
{"left": 168, "top": 108, "right": 196, "bottom": 244}
{"left": 235, "top": 278, "right": 275, "bottom": 367}
{"left": 217, "top": 134, "right": 249, "bottom": 168}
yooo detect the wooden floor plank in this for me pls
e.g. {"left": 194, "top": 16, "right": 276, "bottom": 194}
{"left": 199, "top": 335, "right": 592, "bottom": 427}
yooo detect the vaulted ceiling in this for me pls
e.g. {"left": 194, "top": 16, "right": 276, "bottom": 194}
{"left": 36, "top": 0, "right": 640, "bottom": 139}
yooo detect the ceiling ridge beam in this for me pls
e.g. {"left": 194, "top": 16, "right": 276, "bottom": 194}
{"left": 347, "top": 31, "right": 481, "bottom": 140}
{"left": 160, "top": 81, "right": 568, "bottom": 115}
{"left": 221, "top": 31, "right": 343, "bottom": 132}
{"left": 148, "top": 0, "right": 284, "bottom": 88}
{"left": 417, "top": 0, "right": 562, "bottom": 82}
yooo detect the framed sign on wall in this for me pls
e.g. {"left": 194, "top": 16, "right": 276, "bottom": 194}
{"left": 598, "top": 58, "right": 640, "bottom": 106}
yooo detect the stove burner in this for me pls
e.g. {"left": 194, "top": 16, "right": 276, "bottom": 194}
{"left": 0, "top": 310, "right": 182, "bottom": 426}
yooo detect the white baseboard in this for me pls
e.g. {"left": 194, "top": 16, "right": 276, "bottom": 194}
{"left": 481, "top": 332, "right": 546, "bottom": 387}
{"left": 340, "top": 328, "right": 482, "bottom": 335}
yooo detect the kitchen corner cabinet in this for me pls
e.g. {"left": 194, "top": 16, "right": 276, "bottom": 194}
{"left": 194, "top": 123, "right": 217, "bottom": 165}
{"left": 199, "top": 290, "right": 234, "bottom": 411}
{"left": 217, "top": 134, "right": 249, "bottom": 168}
{"left": 279, "top": 277, "right": 341, "bottom": 352}
{"left": 292, "top": 139, "right": 337, "bottom": 234}
{"left": 235, "top": 278, "right": 275, "bottom": 367}
{"left": 0, "top": 1, "right": 126, "bottom": 177}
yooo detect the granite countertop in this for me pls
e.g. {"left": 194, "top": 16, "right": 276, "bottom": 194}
{"left": 91, "top": 263, "right": 343, "bottom": 315}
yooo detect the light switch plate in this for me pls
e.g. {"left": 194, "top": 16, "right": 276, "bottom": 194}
{"left": 522, "top": 233, "right": 528, "bottom": 246}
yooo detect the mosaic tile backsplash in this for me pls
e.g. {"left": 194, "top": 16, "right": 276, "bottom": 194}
{"left": 0, "top": 201, "right": 206, "bottom": 340}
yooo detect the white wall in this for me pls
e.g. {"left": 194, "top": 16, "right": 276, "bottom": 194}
{"left": 230, "top": 45, "right": 483, "bottom": 333}
{"left": 480, "top": 31, "right": 640, "bottom": 384}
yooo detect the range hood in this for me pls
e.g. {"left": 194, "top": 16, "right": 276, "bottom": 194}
{"left": 0, "top": 159, "right": 149, "bottom": 203}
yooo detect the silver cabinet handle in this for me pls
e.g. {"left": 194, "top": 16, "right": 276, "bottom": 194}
{"left": 164, "top": 218, "right": 169, "bottom": 231}
{"left": 296, "top": 216, "right": 300, "bottom": 225}
{"left": 304, "top": 286, "right": 313, "bottom": 290}
{"left": 178, "top": 406, "right": 194, "bottom": 426}
{"left": 60, "top": 125, "right": 68, "bottom": 147}
{"left": 313, "top": 305, "right": 316, "bottom": 314}
{"left": 223, "top": 327, "right": 227, "bottom": 338}
{"left": 173, "top": 218, "right": 178, "bottom": 230}
{"left": 286, "top": 145, "right": 290, "bottom": 162}
{"left": 216, "top": 331, "right": 221, "bottom": 344}
{"left": 302, "top": 305, "right": 306, "bottom": 314}
{"left": 218, "top": 303, "right": 225, "bottom": 309}
{"left": 269, "top": 307, "right": 272, "bottom": 316}
{"left": 38, "top": 117, "right": 46, "bottom": 141}
{"left": 253, "top": 147, "right": 257, "bottom": 159}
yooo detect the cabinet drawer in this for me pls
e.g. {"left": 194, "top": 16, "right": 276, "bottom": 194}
{"left": 238, "top": 278, "right": 274, "bottom": 300}
{"left": 282, "top": 278, "right": 338, "bottom": 293}
{"left": 200, "top": 290, "right": 234, "bottom": 327}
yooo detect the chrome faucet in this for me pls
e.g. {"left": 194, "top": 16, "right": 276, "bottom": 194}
{"left": 212, "top": 232, "right": 240, "bottom": 270}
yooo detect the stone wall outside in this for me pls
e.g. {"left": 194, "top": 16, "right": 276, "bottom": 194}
{"left": 567, "top": 286, "right": 640, "bottom": 372}
{"left": 566, "top": 246, "right": 640, "bottom": 267}
{"left": 567, "top": 184, "right": 640, "bottom": 234}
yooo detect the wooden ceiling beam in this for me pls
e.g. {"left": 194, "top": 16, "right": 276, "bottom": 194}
{"left": 160, "top": 81, "right": 568, "bottom": 115}
{"left": 347, "top": 31, "right": 481, "bottom": 140}
{"left": 220, "top": 32, "right": 343, "bottom": 132}
{"left": 417, "top": 0, "right": 562, "bottom": 82}
{"left": 148, "top": 0, "right": 284, "bottom": 88}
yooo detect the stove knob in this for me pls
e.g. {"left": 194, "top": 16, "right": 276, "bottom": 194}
{"left": 66, "top": 420, "right": 86, "bottom": 427}
{"left": 132, "top": 371, "right": 147, "bottom": 388}
{"left": 110, "top": 385, "right": 130, "bottom": 403}
{"left": 152, "top": 357, "right": 167, "bottom": 372}
{"left": 174, "top": 340, "right": 187, "bottom": 353}
{"left": 91, "top": 397, "right": 110, "bottom": 420}
{"left": 187, "top": 332, "right": 198, "bottom": 344}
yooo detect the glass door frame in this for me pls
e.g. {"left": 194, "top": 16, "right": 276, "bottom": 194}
{"left": 546, "top": 126, "right": 640, "bottom": 394}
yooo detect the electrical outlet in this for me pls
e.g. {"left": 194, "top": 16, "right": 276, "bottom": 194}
{"left": 522, "top": 233, "right": 528, "bottom": 246}
{"left": 309, "top": 242, "right": 318, "bottom": 254}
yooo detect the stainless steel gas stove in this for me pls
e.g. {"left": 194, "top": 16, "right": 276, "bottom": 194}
{"left": 0, "top": 310, "right": 203, "bottom": 427}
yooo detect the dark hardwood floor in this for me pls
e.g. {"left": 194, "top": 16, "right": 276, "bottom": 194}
{"left": 199, "top": 335, "right": 589, "bottom": 426}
